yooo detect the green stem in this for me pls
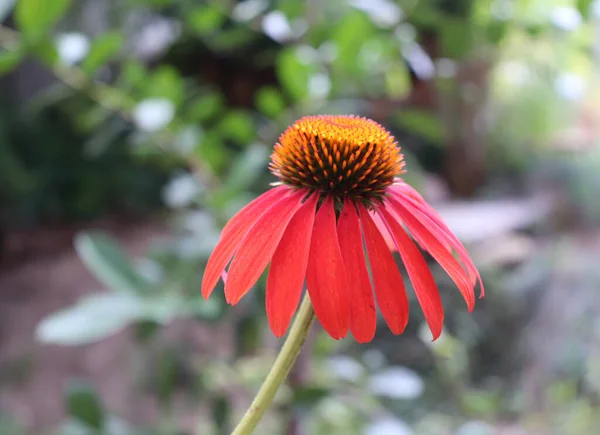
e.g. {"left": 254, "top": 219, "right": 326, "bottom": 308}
{"left": 231, "top": 293, "right": 316, "bottom": 435}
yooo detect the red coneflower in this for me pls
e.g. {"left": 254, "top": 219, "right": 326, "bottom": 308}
{"left": 202, "top": 115, "right": 483, "bottom": 343}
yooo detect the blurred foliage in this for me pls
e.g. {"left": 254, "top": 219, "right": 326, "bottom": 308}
{"left": 0, "top": 0, "right": 599, "bottom": 434}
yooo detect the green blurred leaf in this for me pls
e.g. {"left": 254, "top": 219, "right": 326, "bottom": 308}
{"left": 277, "top": 47, "right": 315, "bottom": 101}
{"left": 292, "top": 386, "right": 329, "bottom": 406}
{"left": 81, "top": 32, "right": 123, "bottom": 75}
{"left": 15, "top": 0, "right": 72, "bottom": 41}
{"left": 217, "top": 110, "right": 255, "bottom": 145}
{"left": 255, "top": 86, "right": 286, "bottom": 118}
{"left": 187, "top": 92, "right": 225, "bottom": 122}
{"left": 197, "top": 131, "right": 228, "bottom": 171}
{"left": 395, "top": 109, "right": 444, "bottom": 143}
{"left": 36, "top": 293, "right": 145, "bottom": 345}
{"left": 0, "top": 49, "right": 23, "bottom": 74}
{"left": 223, "top": 144, "right": 269, "bottom": 193}
{"left": 188, "top": 5, "right": 226, "bottom": 35}
{"left": 65, "top": 380, "right": 105, "bottom": 430}
{"left": 212, "top": 395, "right": 230, "bottom": 430}
{"left": 121, "top": 59, "right": 147, "bottom": 87}
{"left": 0, "top": 417, "right": 24, "bottom": 435}
{"left": 578, "top": 0, "right": 594, "bottom": 18}
{"left": 385, "top": 63, "right": 411, "bottom": 98}
{"left": 440, "top": 18, "right": 472, "bottom": 59}
{"left": 332, "top": 11, "right": 374, "bottom": 71}
{"left": 75, "top": 232, "right": 148, "bottom": 294}
{"left": 30, "top": 40, "right": 59, "bottom": 66}
{"left": 145, "top": 66, "right": 185, "bottom": 105}
{"left": 486, "top": 21, "right": 508, "bottom": 44}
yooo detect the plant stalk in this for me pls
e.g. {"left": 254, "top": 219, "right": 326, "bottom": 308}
{"left": 231, "top": 293, "right": 315, "bottom": 435}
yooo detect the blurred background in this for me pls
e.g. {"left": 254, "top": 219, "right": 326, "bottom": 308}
{"left": 1, "top": 0, "right": 600, "bottom": 434}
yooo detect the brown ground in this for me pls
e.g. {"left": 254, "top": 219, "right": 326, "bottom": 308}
{"left": 0, "top": 220, "right": 168, "bottom": 433}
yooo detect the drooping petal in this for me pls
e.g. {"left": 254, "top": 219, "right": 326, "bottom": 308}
{"left": 338, "top": 200, "right": 376, "bottom": 343}
{"left": 221, "top": 185, "right": 290, "bottom": 240}
{"left": 306, "top": 196, "right": 350, "bottom": 340}
{"left": 390, "top": 184, "right": 484, "bottom": 296}
{"left": 266, "top": 193, "right": 319, "bottom": 337}
{"left": 370, "top": 210, "right": 397, "bottom": 252}
{"left": 379, "top": 207, "right": 444, "bottom": 340}
{"left": 358, "top": 203, "right": 409, "bottom": 335}
{"left": 225, "top": 189, "right": 306, "bottom": 305}
{"left": 387, "top": 194, "right": 476, "bottom": 311}
{"left": 202, "top": 186, "right": 290, "bottom": 298}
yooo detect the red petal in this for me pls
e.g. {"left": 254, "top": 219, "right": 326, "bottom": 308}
{"left": 338, "top": 200, "right": 376, "bottom": 343}
{"left": 305, "top": 197, "right": 350, "bottom": 340}
{"left": 225, "top": 189, "right": 306, "bottom": 305}
{"left": 371, "top": 210, "right": 397, "bottom": 252}
{"left": 358, "top": 203, "right": 409, "bottom": 335}
{"left": 391, "top": 185, "right": 484, "bottom": 297}
{"left": 379, "top": 207, "right": 444, "bottom": 340}
{"left": 387, "top": 194, "right": 476, "bottom": 311}
{"left": 201, "top": 186, "right": 290, "bottom": 298}
{"left": 266, "top": 193, "right": 319, "bottom": 337}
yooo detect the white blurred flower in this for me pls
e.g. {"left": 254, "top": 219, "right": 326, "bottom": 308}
{"left": 308, "top": 73, "right": 331, "bottom": 98}
{"left": 350, "top": 0, "right": 403, "bottom": 27}
{"left": 555, "top": 73, "right": 586, "bottom": 101}
{"left": 498, "top": 60, "right": 530, "bottom": 85}
{"left": 592, "top": 0, "right": 600, "bottom": 19}
{"left": 455, "top": 421, "right": 495, "bottom": 435}
{"left": 296, "top": 45, "right": 318, "bottom": 64}
{"left": 136, "top": 258, "right": 163, "bottom": 283}
{"left": 363, "top": 349, "right": 387, "bottom": 370}
{"left": 56, "top": 33, "right": 90, "bottom": 65}
{"left": 327, "top": 355, "right": 365, "bottom": 382}
{"left": 133, "top": 18, "right": 181, "bottom": 60}
{"left": 132, "top": 98, "right": 175, "bottom": 132}
{"left": 232, "top": 0, "right": 268, "bottom": 22}
{"left": 366, "top": 417, "right": 413, "bottom": 435}
{"left": 403, "top": 43, "right": 435, "bottom": 80}
{"left": 318, "top": 41, "right": 338, "bottom": 63}
{"left": 162, "top": 173, "right": 200, "bottom": 208}
{"left": 551, "top": 7, "right": 582, "bottom": 31}
{"left": 262, "top": 11, "right": 293, "bottom": 42}
{"left": 436, "top": 58, "right": 457, "bottom": 78}
{"left": 368, "top": 367, "right": 424, "bottom": 399}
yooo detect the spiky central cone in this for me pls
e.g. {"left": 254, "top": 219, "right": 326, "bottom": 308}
{"left": 269, "top": 115, "right": 404, "bottom": 203}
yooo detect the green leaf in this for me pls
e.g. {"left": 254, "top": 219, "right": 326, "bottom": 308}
{"left": 224, "top": 144, "right": 269, "bottom": 193}
{"left": 276, "top": 47, "right": 315, "bottom": 101}
{"left": 0, "top": 49, "right": 23, "bottom": 75}
{"left": 80, "top": 32, "right": 123, "bottom": 74}
{"left": 30, "top": 40, "right": 59, "bottom": 66}
{"left": 145, "top": 66, "right": 185, "bottom": 105}
{"left": 121, "top": 60, "right": 147, "bottom": 87}
{"left": 255, "top": 86, "right": 286, "bottom": 118}
{"left": 292, "top": 386, "right": 329, "bottom": 406}
{"left": 74, "top": 232, "right": 148, "bottom": 294}
{"left": 15, "top": 0, "right": 73, "bottom": 41}
{"left": 332, "top": 10, "right": 374, "bottom": 71}
{"left": 36, "top": 293, "right": 145, "bottom": 345}
{"left": 186, "top": 92, "right": 225, "bottom": 122}
{"left": 217, "top": 110, "right": 255, "bottom": 145}
{"left": 385, "top": 63, "right": 411, "bottom": 99}
{"left": 65, "top": 380, "right": 105, "bottom": 430}
{"left": 395, "top": 110, "right": 444, "bottom": 144}
{"left": 578, "top": 0, "right": 594, "bottom": 19}
{"left": 440, "top": 18, "right": 473, "bottom": 59}
{"left": 188, "top": 5, "right": 226, "bottom": 35}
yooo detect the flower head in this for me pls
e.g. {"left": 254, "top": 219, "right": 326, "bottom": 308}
{"left": 202, "top": 115, "right": 483, "bottom": 342}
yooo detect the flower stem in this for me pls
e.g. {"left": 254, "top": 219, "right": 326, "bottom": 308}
{"left": 231, "top": 293, "right": 316, "bottom": 435}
